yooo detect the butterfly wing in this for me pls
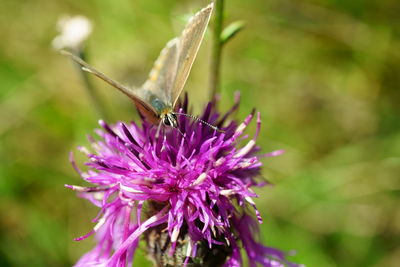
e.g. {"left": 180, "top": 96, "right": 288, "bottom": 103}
{"left": 171, "top": 3, "right": 214, "bottom": 107}
{"left": 62, "top": 50, "right": 159, "bottom": 122}
{"left": 63, "top": 2, "right": 213, "bottom": 122}
{"left": 139, "top": 38, "right": 179, "bottom": 107}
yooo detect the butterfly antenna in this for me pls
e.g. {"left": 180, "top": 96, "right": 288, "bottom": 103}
{"left": 173, "top": 112, "right": 224, "bottom": 133}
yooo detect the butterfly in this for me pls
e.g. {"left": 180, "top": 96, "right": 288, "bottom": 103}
{"left": 62, "top": 3, "right": 217, "bottom": 131}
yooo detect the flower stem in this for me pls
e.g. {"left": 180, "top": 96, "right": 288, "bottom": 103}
{"left": 209, "top": 0, "right": 224, "bottom": 101}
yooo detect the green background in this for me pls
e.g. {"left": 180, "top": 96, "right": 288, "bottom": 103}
{"left": 0, "top": 0, "right": 399, "bottom": 266}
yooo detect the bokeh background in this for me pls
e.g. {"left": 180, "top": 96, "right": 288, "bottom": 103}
{"left": 1, "top": 0, "right": 399, "bottom": 266}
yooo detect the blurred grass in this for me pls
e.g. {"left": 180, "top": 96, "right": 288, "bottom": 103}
{"left": 0, "top": 0, "right": 399, "bottom": 266}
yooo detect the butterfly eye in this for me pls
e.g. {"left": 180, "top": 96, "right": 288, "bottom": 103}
{"left": 163, "top": 117, "right": 171, "bottom": 126}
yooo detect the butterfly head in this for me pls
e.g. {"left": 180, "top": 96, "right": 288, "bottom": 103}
{"left": 161, "top": 110, "right": 178, "bottom": 128}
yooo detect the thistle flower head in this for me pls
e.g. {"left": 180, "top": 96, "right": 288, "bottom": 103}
{"left": 68, "top": 94, "right": 301, "bottom": 267}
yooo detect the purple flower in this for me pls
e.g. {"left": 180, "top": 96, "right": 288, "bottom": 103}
{"left": 67, "top": 94, "right": 302, "bottom": 267}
